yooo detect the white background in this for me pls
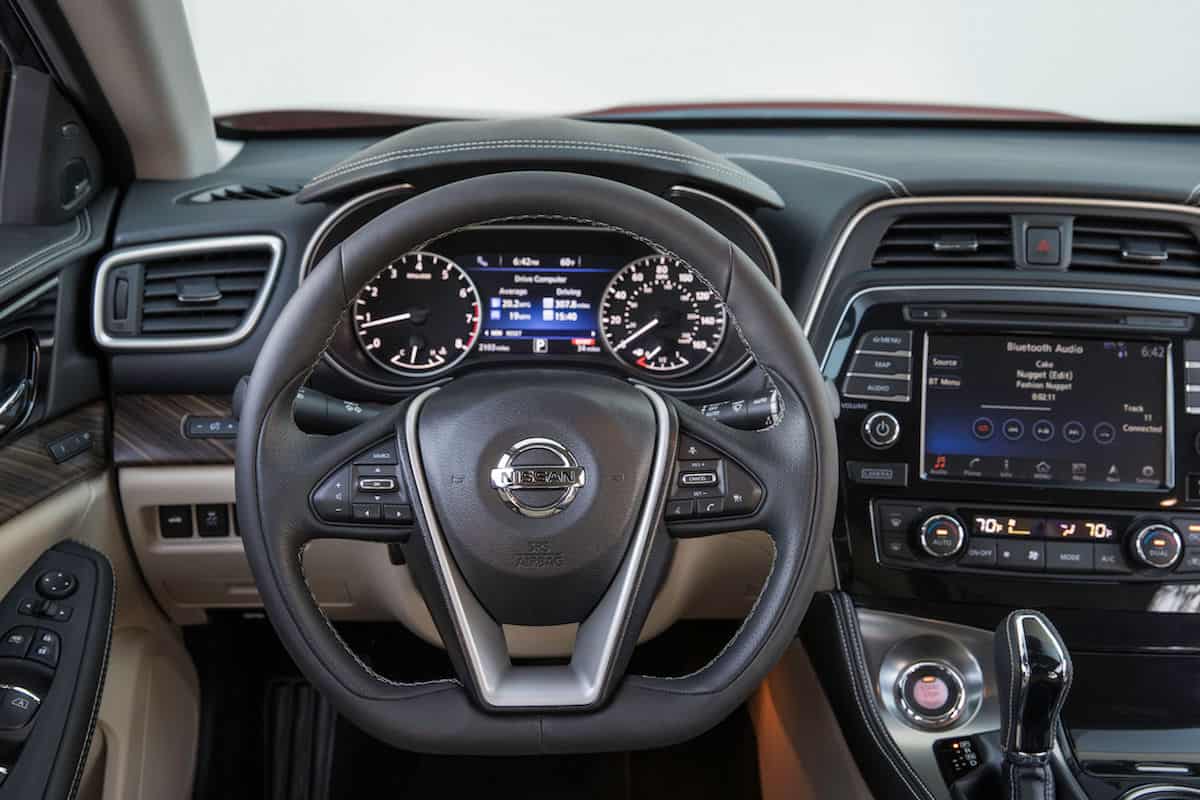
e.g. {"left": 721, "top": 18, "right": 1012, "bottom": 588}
{"left": 183, "top": 0, "right": 1200, "bottom": 124}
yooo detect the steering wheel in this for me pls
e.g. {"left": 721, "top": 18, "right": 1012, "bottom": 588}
{"left": 235, "top": 171, "right": 837, "bottom": 754}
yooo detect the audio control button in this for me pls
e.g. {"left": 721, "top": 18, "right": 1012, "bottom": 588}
{"left": 918, "top": 515, "right": 965, "bottom": 558}
{"left": 862, "top": 411, "right": 901, "bottom": 449}
{"left": 1131, "top": 524, "right": 1182, "bottom": 569}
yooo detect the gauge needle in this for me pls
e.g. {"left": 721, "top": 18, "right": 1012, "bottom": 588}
{"left": 614, "top": 318, "right": 660, "bottom": 351}
{"left": 359, "top": 312, "right": 412, "bottom": 329}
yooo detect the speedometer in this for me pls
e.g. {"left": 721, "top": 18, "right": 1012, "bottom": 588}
{"left": 353, "top": 252, "right": 481, "bottom": 376}
{"left": 600, "top": 255, "right": 726, "bottom": 376}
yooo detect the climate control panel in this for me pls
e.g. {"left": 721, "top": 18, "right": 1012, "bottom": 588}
{"left": 874, "top": 500, "right": 1200, "bottom": 579}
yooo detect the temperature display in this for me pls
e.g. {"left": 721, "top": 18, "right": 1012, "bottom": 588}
{"left": 1046, "top": 519, "right": 1117, "bottom": 540}
{"left": 972, "top": 516, "right": 1041, "bottom": 538}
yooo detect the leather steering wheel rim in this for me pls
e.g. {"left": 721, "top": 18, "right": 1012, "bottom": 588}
{"left": 235, "top": 171, "right": 838, "bottom": 755}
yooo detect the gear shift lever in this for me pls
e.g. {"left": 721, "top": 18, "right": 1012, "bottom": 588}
{"left": 994, "top": 609, "right": 1073, "bottom": 800}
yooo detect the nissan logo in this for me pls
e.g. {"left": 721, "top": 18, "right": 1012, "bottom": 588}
{"left": 489, "top": 437, "right": 586, "bottom": 518}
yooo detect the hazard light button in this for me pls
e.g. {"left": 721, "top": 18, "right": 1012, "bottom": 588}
{"left": 1026, "top": 227, "right": 1062, "bottom": 266}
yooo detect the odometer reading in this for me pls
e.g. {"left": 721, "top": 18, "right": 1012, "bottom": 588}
{"left": 353, "top": 252, "right": 481, "bottom": 375}
{"left": 600, "top": 255, "right": 726, "bottom": 376}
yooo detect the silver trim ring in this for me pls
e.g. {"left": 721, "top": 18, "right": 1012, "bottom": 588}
{"left": 92, "top": 234, "right": 285, "bottom": 351}
{"left": 403, "top": 383, "right": 673, "bottom": 708}
{"left": 894, "top": 660, "right": 967, "bottom": 730}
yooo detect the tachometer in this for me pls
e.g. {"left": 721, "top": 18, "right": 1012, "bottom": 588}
{"left": 600, "top": 255, "right": 726, "bottom": 376}
{"left": 353, "top": 252, "right": 481, "bottom": 376}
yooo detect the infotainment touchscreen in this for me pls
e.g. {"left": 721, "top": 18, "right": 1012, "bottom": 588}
{"left": 921, "top": 334, "right": 1171, "bottom": 491}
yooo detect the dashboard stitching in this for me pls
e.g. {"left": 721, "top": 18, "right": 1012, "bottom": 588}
{"left": 0, "top": 210, "right": 89, "bottom": 293}
{"left": 831, "top": 594, "right": 935, "bottom": 800}
{"left": 409, "top": 214, "right": 785, "bottom": 430}
{"left": 724, "top": 153, "right": 911, "bottom": 198}
{"left": 297, "top": 542, "right": 461, "bottom": 688}
{"left": 307, "top": 140, "right": 764, "bottom": 189}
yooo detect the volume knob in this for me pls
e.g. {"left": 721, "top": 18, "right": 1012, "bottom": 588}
{"left": 1131, "top": 523, "right": 1182, "bottom": 569}
{"left": 918, "top": 514, "right": 965, "bottom": 559}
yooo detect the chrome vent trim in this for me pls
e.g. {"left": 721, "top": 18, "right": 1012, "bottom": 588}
{"left": 872, "top": 213, "right": 1012, "bottom": 268}
{"left": 92, "top": 234, "right": 284, "bottom": 351}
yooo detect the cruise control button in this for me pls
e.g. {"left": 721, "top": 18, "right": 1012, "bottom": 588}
{"left": 1046, "top": 542, "right": 1094, "bottom": 572}
{"left": 677, "top": 435, "right": 721, "bottom": 461}
{"left": 960, "top": 539, "right": 998, "bottom": 567}
{"left": 679, "top": 472, "right": 718, "bottom": 487}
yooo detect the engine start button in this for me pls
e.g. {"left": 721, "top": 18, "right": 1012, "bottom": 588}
{"left": 896, "top": 661, "right": 966, "bottom": 730}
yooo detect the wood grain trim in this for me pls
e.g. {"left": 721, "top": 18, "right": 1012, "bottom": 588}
{"left": 0, "top": 401, "right": 108, "bottom": 523}
{"left": 113, "top": 395, "right": 235, "bottom": 466}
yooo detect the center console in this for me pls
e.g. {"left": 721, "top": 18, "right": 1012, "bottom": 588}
{"left": 829, "top": 289, "right": 1200, "bottom": 593}
{"left": 820, "top": 282, "right": 1200, "bottom": 798}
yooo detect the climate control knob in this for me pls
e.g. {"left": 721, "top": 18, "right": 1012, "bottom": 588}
{"left": 1131, "top": 523, "right": 1182, "bottom": 569}
{"left": 918, "top": 514, "right": 966, "bottom": 559}
{"left": 862, "top": 411, "right": 901, "bottom": 449}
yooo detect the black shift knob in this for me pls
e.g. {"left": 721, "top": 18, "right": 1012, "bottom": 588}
{"left": 995, "top": 609, "right": 1072, "bottom": 755}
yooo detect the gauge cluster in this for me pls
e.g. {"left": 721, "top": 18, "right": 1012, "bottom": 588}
{"left": 315, "top": 221, "right": 769, "bottom": 392}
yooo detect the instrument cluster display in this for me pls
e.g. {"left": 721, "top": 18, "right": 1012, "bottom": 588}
{"left": 348, "top": 227, "right": 738, "bottom": 382}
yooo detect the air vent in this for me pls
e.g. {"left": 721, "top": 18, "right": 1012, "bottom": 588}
{"left": 185, "top": 183, "right": 300, "bottom": 203}
{"left": 0, "top": 281, "right": 57, "bottom": 346}
{"left": 872, "top": 214, "right": 1013, "bottom": 268}
{"left": 94, "top": 235, "right": 283, "bottom": 350}
{"left": 1070, "top": 216, "right": 1200, "bottom": 275}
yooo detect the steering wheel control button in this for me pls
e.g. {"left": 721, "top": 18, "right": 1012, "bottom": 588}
{"left": 195, "top": 505, "right": 229, "bottom": 537}
{"left": 847, "top": 461, "right": 908, "bottom": 487}
{"left": 696, "top": 498, "right": 725, "bottom": 516}
{"left": 1132, "top": 523, "right": 1182, "bottom": 569}
{"left": 158, "top": 505, "right": 193, "bottom": 539}
{"left": 863, "top": 411, "right": 902, "bottom": 449}
{"left": 0, "top": 628, "right": 34, "bottom": 659}
{"left": 666, "top": 500, "right": 695, "bottom": 520}
{"left": 352, "top": 503, "right": 381, "bottom": 522}
{"left": 918, "top": 515, "right": 965, "bottom": 559}
{"left": 36, "top": 571, "right": 77, "bottom": 600}
{"left": 28, "top": 630, "right": 59, "bottom": 668}
{"left": 312, "top": 467, "right": 352, "bottom": 522}
{"left": 357, "top": 476, "right": 398, "bottom": 493}
{"left": 678, "top": 435, "right": 720, "bottom": 460}
{"left": 679, "top": 471, "right": 718, "bottom": 487}
{"left": 896, "top": 662, "right": 966, "bottom": 730}
{"left": 382, "top": 504, "right": 414, "bottom": 524}
{"left": 0, "top": 688, "right": 40, "bottom": 730}
{"left": 354, "top": 442, "right": 399, "bottom": 465}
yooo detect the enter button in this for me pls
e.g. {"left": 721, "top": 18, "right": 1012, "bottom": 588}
{"left": 1046, "top": 541, "right": 1094, "bottom": 572}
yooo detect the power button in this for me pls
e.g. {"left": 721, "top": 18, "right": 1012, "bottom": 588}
{"left": 863, "top": 411, "right": 901, "bottom": 450}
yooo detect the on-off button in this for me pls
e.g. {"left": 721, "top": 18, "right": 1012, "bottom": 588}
{"left": 862, "top": 411, "right": 901, "bottom": 450}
